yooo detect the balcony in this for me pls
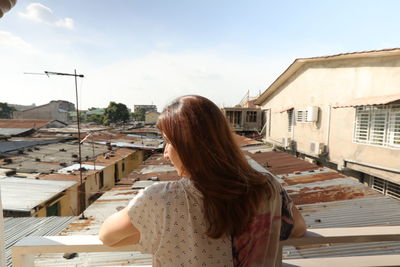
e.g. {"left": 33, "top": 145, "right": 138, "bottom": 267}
{"left": 11, "top": 225, "right": 400, "bottom": 267}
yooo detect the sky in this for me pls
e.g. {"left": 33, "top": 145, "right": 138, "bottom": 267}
{"left": 1, "top": 0, "right": 400, "bottom": 111}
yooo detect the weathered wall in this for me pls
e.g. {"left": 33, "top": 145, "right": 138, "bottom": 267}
{"left": 260, "top": 56, "right": 400, "bottom": 181}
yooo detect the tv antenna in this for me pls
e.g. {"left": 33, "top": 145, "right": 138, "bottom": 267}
{"left": 25, "top": 70, "right": 87, "bottom": 219}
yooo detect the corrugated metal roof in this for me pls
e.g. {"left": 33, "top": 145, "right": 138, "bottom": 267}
{"left": 0, "top": 176, "right": 76, "bottom": 211}
{"left": 333, "top": 93, "right": 400, "bottom": 108}
{"left": 245, "top": 150, "right": 400, "bottom": 259}
{"left": 0, "top": 128, "right": 32, "bottom": 136}
{"left": 32, "top": 147, "right": 400, "bottom": 265}
{"left": 57, "top": 163, "right": 106, "bottom": 174}
{"left": 33, "top": 187, "right": 153, "bottom": 266}
{"left": 4, "top": 216, "right": 76, "bottom": 267}
{"left": 246, "top": 151, "right": 320, "bottom": 175}
{"left": 0, "top": 119, "right": 53, "bottom": 129}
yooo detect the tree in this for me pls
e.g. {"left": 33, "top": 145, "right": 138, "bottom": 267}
{"left": 86, "top": 114, "right": 105, "bottom": 124}
{"left": 132, "top": 108, "right": 146, "bottom": 121}
{"left": 103, "top": 102, "right": 130, "bottom": 125}
{"left": 0, "top": 102, "right": 16, "bottom": 119}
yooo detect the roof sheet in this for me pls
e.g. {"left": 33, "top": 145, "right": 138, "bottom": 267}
{"left": 0, "top": 119, "right": 53, "bottom": 129}
{"left": 0, "top": 128, "right": 32, "bottom": 136}
{"left": 333, "top": 93, "right": 400, "bottom": 108}
{"left": 4, "top": 216, "right": 76, "bottom": 267}
{"left": 0, "top": 176, "right": 77, "bottom": 211}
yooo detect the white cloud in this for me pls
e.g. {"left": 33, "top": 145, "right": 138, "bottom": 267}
{"left": 0, "top": 31, "right": 33, "bottom": 51}
{"left": 19, "top": 3, "right": 74, "bottom": 29}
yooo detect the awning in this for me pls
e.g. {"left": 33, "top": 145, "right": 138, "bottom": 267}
{"left": 333, "top": 93, "right": 400, "bottom": 108}
{"left": 277, "top": 106, "right": 294, "bottom": 113}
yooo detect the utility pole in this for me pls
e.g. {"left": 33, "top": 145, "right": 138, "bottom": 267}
{"left": 25, "top": 70, "right": 86, "bottom": 219}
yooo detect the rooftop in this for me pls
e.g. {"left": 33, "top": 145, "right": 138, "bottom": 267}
{"left": 0, "top": 176, "right": 76, "bottom": 212}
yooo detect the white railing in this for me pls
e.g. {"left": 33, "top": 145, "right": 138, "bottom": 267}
{"left": 11, "top": 226, "right": 400, "bottom": 267}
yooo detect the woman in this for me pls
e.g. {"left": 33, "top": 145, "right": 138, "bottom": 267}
{"left": 99, "top": 95, "right": 306, "bottom": 266}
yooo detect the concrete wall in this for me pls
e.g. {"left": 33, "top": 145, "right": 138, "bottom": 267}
{"left": 13, "top": 101, "right": 74, "bottom": 122}
{"left": 145, "top": 112, "right": 160, "bottom": 124}
{"left": 260, "top": 56, "right": 400, "bottom": 182}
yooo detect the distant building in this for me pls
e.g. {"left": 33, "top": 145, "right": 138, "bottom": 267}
{"left": 13, "top": 100, "right": 75, "bottom": 123}
{"left": 145, "top": 111, "right": 160, "bottom": 125}
{"left": 134, "top": 104, "right": 157, "bottom": 112}
{"left": 255, "top": 48, "right": 400, "bottom": 188}
{"left": 0, "top": 119, "right": 67, "bottom": 137}
{"left": 221, "top": 92, "right": 262, "bottom": 134}
{"left": 8, "top": 103, "right": 36, "bottom": 112}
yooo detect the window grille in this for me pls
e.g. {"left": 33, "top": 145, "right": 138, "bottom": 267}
{"left": 387, "top": 181, "right": 400, "bottom": 200}
{"left": 371, "top": 176, "right": 385, "bottom": 193}
{"left": 246, "top": 111, "right": 257, "bottom": 123}
{"left": 354, "top": 104, "right": 400, "bottom": 148}
{"left": 288, "top": 109, "right": 293, "bottom": 132}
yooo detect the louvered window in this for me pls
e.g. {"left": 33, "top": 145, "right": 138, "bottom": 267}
{"left": 296, "top": 110, "right": 307, "bottom": 123}
{"left": 354, "top": 104, "right": 400, "bottom": 148}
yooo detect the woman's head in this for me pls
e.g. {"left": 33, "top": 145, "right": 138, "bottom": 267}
{"left": 157, "top": 95, "right": 277, "bottom": 238}
{"left": 157, "top": 95, "right": 236, "bottom": 180}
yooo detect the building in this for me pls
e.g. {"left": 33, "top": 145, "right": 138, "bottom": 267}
{"left": 13, "top": 100, "right": 75, "bottom": 123}
{"left": 221, "top": 92, "right": 263, "bottom": 134}
{"left": 133, "top": 104, "right": 157, "bottom": 112}
{"left": 254, "top": 48, "right": 400, "bottom": 187}
{"left": 0, "top": 176, "right": 77, "bottom": 217}
{"left": 144, "top": 111, "right": 160, "bottom": 124}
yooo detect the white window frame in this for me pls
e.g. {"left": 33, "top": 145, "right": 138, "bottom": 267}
{"left": 353, "top": 103, "right": 400, "bottom": 149}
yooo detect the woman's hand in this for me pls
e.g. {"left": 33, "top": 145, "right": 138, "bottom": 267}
{"left": 99, "top": 207, "right": 141, "bottom": 247}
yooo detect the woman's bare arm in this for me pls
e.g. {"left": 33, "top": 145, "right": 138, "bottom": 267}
{"left": 290, "top": 205, "right": 307, "bottom": 237}
{"left": 99, "top": 207, "right": 141, "bottom": 247}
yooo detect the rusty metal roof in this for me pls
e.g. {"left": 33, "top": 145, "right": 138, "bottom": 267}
{"left": 0, "top": 119, "right": 60, "bottom": 129}
{"left": 333, "top": 93, "right": 400, "bottom": 108}
{"left": 246, "top": 151, "right": 320, "bottom": 175}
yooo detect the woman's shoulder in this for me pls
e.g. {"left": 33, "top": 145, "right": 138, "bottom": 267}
{"left": 140, "top": 179, "right": 186, "bottom": 198}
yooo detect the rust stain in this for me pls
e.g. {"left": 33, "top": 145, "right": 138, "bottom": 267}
{"left": 283, "top": 172, "right": 345, "bottom": 185}
{"left": 65, "top": 217, "right": 96, "bottom": 231}
{"left": 290, "top": 186, "right": 380, "bottom": 205}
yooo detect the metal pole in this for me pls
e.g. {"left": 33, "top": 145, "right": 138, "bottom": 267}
{"left": 0, "top": 189, "right": 6, "bottom": 267}
{"left": 74, "top": 69, "right": 86, "bottom": 219}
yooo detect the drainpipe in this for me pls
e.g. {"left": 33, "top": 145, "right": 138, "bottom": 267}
{"left": 0, "top": 188, "right": 5, "bottom": 267}
{"left": 325, "top": 105, "right": 332, "bottom": 152}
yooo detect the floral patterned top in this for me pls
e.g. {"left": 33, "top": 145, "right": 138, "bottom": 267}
{"left": 127, "top": 178, "right": 293, "bottom": 267}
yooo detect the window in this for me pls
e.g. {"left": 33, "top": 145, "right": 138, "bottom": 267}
{"left": 99, "top": 171, "right": 104, "bottom": 189}
{"left": 354, "top": 104, "right": 400, "bottom": 148}
{"left": 288, "top": 109, "right": 294, "bottom": 132}
{"left": 246, "top": 111, "right": 257, "bottom": 122}
{"left": 226, "top": 111, "right": 242, "bottom": 125}
{"left": 296, "top": 110, "right": 307, "bottom": 123}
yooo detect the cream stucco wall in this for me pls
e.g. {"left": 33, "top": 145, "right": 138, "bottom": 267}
{"left": 260, "top": 56, "right": 400, "bottom": 181}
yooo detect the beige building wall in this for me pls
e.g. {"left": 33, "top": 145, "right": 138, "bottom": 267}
{"left": 13, "top": 100, "right": 74, "bottom": 122}
{"left": 260, "top": 55, "right": 400, "bottom": 182}
{"left": 145, "top": 112, "right": 160, "bottom": 124}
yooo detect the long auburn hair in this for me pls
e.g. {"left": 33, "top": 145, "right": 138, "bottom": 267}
{"left": 157, "top": 95, "right": 277, "bottom": 239}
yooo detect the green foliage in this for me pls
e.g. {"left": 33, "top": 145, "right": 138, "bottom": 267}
{"left": 0, "top": 103, "right": 16, "bottom": 119}
{"left": 104, "top": 101, "right": 130, "bottom": 124}
{"left": 86, "top": 114, "right": 105, "bottom": 124}
{"left": 132, "top": 108, "right": 146, "bottom": 121}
